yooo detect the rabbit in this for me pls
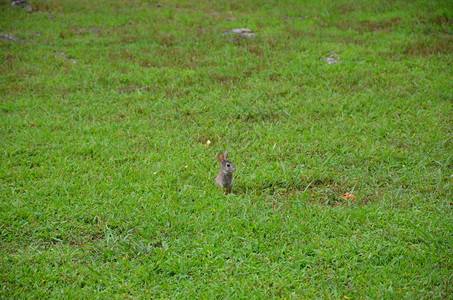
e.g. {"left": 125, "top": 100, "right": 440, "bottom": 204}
{"left": 215, "top": 150, "right": 237, "bottom": 195}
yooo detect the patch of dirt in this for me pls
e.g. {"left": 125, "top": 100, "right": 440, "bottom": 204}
{"left": 237, "top": 110, "right": 285, "bottom": 123}
{"left": 67, "top": 27, "right": 104, "bottom": 36}
{"left": 337, "top": 17, "right": 403, "bottom": 33}
{"left": 210, "top": 72, "right": 240, "bottom": 85}
{"left": 240, "top": 177, "right": 374, "bottom": 207}
{"left": 360, "top": 17, "right": 403, "bottom": 32}
{"left": 337, "top": 2, "right": 360, "bottom": 14}
{"left": 116, "top": 86, "right": 149, "bottom": 93}
{"left": 403, "top": 36, "right": 453, "bottom": 56}
{"left": 283, "top": 26, "right": 316, "bottom": 39}
{"left": 418, "top": 14, "right": 452, "bottom": 33}
{"left": 149, "top": 2, "right": 171, "bottom": 9}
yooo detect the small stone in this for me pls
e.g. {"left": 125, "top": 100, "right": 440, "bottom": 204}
{"left": 11, "top": 0, "right": 28, "bottom": 8}
{"left": 223, "top": 28, "right": 256, "bottom": 39}
{"left": 11, "top": 0, "right": 33, "bottom": 12}
{"left": 325, "top": 53, "right": 341, "bottom": 64}
{"left": 55, "top": 51, "right": 77, "bottom": 63}
{"left": 0, "top": 34, "right": 23, "bottom": 42}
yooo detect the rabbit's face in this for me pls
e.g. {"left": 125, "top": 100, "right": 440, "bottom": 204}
{"left": 218, "top": 150, "right": 236, "bottom": 175}
{"left": 221, "top": 160, "right": 236, "bottom": 174}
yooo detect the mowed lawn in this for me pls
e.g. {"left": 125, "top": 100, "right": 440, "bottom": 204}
{"left": 1, "top": 0, "right": 452, "bottom": 298}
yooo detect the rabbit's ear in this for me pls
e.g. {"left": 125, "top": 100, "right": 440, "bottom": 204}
{"left": 224, "top": 150, "right": 229, "bottom": 160}
{"left": 217, "top": 152, "right": 224, "bottom": 162}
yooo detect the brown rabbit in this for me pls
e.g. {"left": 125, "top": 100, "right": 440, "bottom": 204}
{"left": 215, "top": 150, "right": 236, "bottom": 195}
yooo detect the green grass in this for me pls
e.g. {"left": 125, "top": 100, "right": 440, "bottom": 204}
{"left": 1, "top": 0, "right": 452, "bottom": 298}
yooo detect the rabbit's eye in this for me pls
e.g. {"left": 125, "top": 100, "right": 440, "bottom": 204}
{"left": 226, "top": 163, "right": 231, "bottom": 168}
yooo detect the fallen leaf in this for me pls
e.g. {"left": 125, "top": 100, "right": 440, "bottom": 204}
{"left": 342, "top": 193, "right": 357, "bottom": 200}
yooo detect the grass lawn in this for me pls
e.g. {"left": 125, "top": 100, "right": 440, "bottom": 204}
{"left": 1, "top": 0, "right": 452, "bottom": 298}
